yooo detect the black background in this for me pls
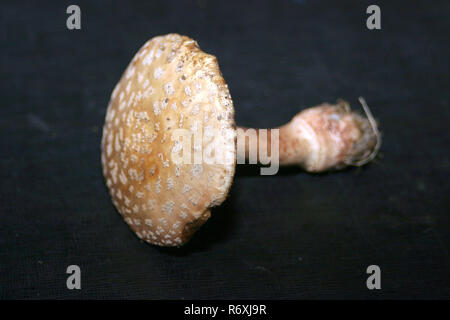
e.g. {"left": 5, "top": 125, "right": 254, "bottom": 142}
{"left": 1, "top": 0, "right": 449, "bottom": 299}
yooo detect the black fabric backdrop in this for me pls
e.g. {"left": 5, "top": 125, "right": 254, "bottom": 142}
{"left": 1, "top": 0, "right": 449, "bottom": 299}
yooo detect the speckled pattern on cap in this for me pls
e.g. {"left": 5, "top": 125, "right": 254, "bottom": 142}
{"left": 101, "top": 34, "right": 236, "bottom": 246}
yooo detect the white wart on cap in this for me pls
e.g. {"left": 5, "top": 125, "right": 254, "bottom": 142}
{"left": 101, "top": 34, "right": 236, "bottom": 246}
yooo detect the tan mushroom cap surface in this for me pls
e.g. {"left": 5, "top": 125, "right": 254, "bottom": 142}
{"left": 101, "top": 34, "right": 236, "bottom": 246}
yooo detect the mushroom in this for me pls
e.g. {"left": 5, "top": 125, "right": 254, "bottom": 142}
{"left": 101, "top": 34, "right": 379, "bottom": 247}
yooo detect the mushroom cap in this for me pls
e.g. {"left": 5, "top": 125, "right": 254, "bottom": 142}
{"left": 101, "top": 34, "right": 236, "bottom": 246}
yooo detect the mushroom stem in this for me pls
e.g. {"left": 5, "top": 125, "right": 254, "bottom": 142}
{"left": 236, "top": 99, "right": 380, "bottom": 172}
